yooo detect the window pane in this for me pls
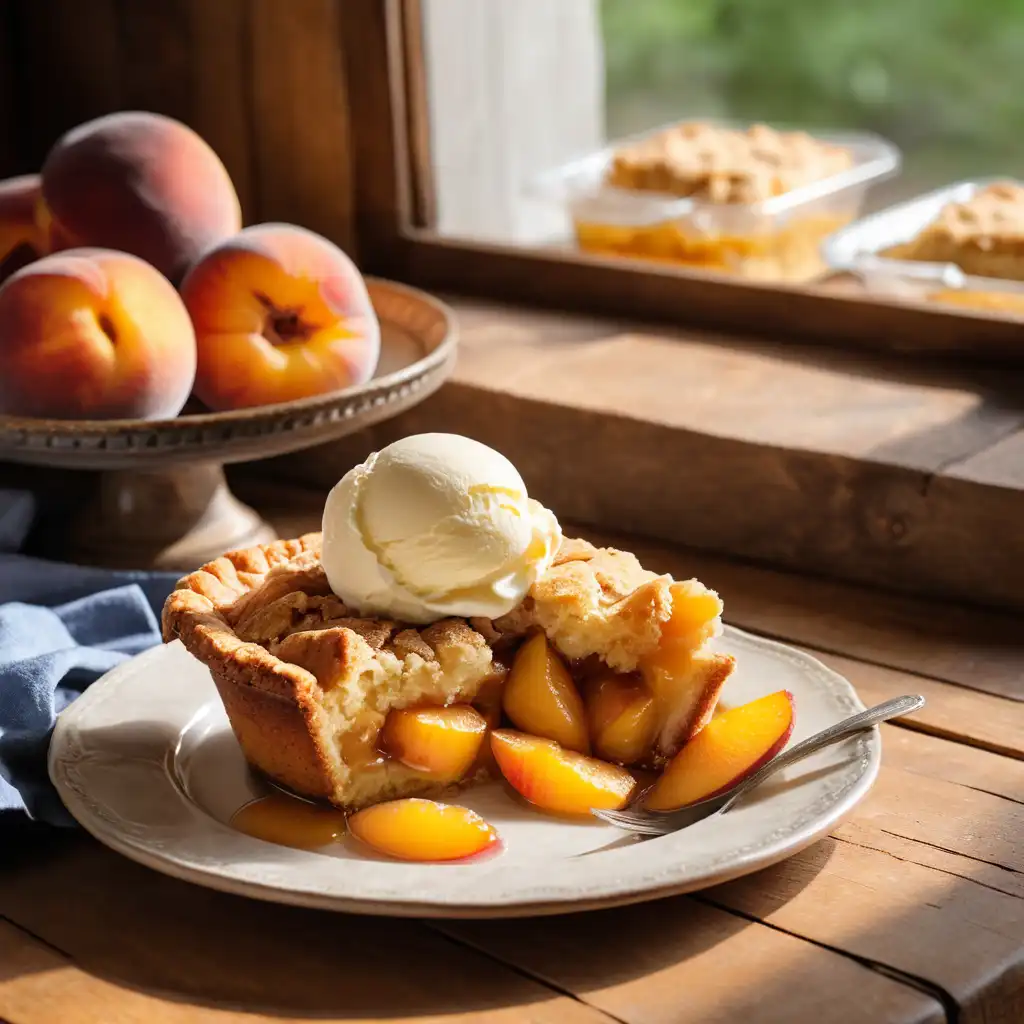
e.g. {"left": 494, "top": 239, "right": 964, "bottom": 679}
{"left": 420, "top": 0, "right": 1024, "bottom": 297}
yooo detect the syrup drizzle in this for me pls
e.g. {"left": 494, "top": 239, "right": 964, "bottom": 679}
{"left": 230, "top": 791, "right": 347, "bottom": 850}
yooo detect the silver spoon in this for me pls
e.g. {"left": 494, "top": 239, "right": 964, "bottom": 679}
{"left": 592, "top": 694, "right": 925, "bottom": 837}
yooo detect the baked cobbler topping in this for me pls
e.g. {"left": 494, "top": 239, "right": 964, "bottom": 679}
{"left": 606, "top": 121, "right": 853, "bottom": 203}
{"left": 924, "top": 181, "right": 1024, "bottom": 247}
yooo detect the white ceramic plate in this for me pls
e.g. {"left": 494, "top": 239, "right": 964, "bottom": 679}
{"left": 49, "top": 626, "right": 879, "bottom": 918}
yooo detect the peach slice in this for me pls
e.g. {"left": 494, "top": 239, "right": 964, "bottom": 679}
{"left": 490, "top": 729, "right": 636, "bottom": 815}
{"left": 586, "top": 671, "right": 659, "bottom": 765}
{"left": 347, "top": 798, "right": 499, "bottom": 862}
{"left": 644, "top": 689, "right": 795, "bottom": 811}
{"left": 380, "top": 704, "right": 487, "bottom": 781}
{"left": 502, "top": 632, "right": 590, "bottom": 753}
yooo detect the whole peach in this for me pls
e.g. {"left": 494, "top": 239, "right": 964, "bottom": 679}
{"left": 0, "top": 174, "right": 46, "bottom": 256}
{"left": 180, "top": 223, "right": 380, "bottom": 411}
{"left": 41, "top": 111, "right": 242, "bottom": 282}
{"left": 0, "top": 175, "right": 48, "bottom": 283}
{"left": 0, "top": 248, "right": 197, "bottom": 420}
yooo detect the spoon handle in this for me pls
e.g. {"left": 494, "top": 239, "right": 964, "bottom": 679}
{"left": 720, "top": 694, "right": 925, "bottom": 812}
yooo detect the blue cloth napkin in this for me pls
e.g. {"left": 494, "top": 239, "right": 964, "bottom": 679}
{"left": 0, "top": 488, "right": 180, "bottom": 825}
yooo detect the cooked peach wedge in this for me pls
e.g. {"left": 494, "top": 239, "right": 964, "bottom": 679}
{"left": 380, "top": 705, "right": 487, "bottom": 781}
{"left": 662, "top": 579, "right": 724, "bottom": 648}
{"left": 644, "top": 689, "right": 795, "bottom": 811}
{"left": 643, "top": 581, "right": 733, "bottom": 757}
{"left": 348, "top": 798, "right": 500, "bottom": 862}
{"left": 490, "top": 729, "right": 636, "bottom": 815}
{"left": 586, "top": 671, "right": 659, "bottom": 765}
{"left": 503, "top": 632, "right": 590, "bottom": 753}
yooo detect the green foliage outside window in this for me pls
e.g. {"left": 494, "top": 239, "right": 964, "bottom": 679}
{"left": 601, "top": 0, "right": 1024, "bottom": 199}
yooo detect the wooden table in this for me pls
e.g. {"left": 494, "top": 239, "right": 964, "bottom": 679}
{"left": 1, "top": 488, "right": 1022, "bottom": 1024}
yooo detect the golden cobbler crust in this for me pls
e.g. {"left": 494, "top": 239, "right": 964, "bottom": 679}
{"left": 162, "top": 534, "right": 497, "bottom": 809}
{"left": 481, "top": 536, "right": 679, "bottom": 671}
{"left": 606, "top": 122, "right": 853, "bottom": 204}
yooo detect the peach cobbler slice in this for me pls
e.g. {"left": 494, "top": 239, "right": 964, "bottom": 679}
{"left": 163, "top": 534, "right": 735, "bottom": 816}
{"left": 883, "top": 181, "right": 1024, "bottom": 282}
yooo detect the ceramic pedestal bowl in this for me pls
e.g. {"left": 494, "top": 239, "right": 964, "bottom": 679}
{"left": 0, "top": 279, "right": 457, "bottom": 571}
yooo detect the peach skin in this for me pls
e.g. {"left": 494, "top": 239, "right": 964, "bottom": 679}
{"left": 179, "top": 223, "right": 380, "bottom": 410}
{"left": 490, "top": 729, "right": 636, "bottom": 816}
{"left": 644, "top": 689, "right": 795, "bottom": 811}
{"left": 380, "top": 705, "right": 487, "bottom": 781}
{"left": 503, "top": 632, "right": 590, "bottom": 753}
{"left": 0, "top": 247, "right": 196, "bottom": 420}
{"left": 0, "top": 175, "right": 46, "bottom": 266}
{"left": 41, "top": 111, "right": 241, "bottom": 282}
{"left": 348, "top": 799, "right": 500, "bottom": 862}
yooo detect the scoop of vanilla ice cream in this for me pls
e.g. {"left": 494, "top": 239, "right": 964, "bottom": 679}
{"left": 321, "top": 433, "right": 561, "bottom": 623}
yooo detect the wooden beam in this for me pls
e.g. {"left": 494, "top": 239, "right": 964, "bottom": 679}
{"left": 248, "top": 0, "right": 356, "bottom": 254}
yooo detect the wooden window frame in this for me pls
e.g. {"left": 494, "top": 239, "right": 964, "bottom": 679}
{"left": 343, "top": 0, "right": 1024, "bottom": 360}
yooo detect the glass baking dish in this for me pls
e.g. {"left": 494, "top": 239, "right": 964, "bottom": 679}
{"left": 823, "top": 178, "right": 1024, "bottom": 316}
{"left": 528, "top": 119, "right": 900, "bottom": 282}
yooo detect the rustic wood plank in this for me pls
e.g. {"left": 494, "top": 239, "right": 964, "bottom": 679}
{"left": 398, "top": 0, "right": 435, "bottom": 229}
{"left": 854, "top": 761, "right": 1024, "bottom": 878}
{"left": 1, "top": 917, "right": 362, "bottom": 1024}
{"left": 0, "top": 913, "right": 608, "bottom": 1024}
{"left": 834, "top": 821, "right": 1024, "bottom": 901}
{"left": 10, "top": 0, "right": 122, "bottom": 167}
{"left": 115, "top": 0, "right": 195, "bottom": 122}
{"left": 0, "top": 837, "right": 611, "bottom": 1024}
{"left": 338, "top": 0, "right": 407, "bottom": 267}
{"left": 708, "top": 837, "right": 1024, "bottom": 1024}
{"left": 180, "top": 0, "right": 254, "bottom": 221}
{"left": 0, "top": 4, "right": 20, "bottom": 177}
{"left": 439, "top": 898, "right": 944, "bottom": 1024}
{"left": 115, "top": 0, "right": 254, "bottom": 222}
{"left": 273, "top": 295, "right": 1024, "bottom": 615}
{"left": 249, "top": 0, "right": 355, "bottom": 255}
{"left": 790, "top": 648, "right": 1024, "bottom": 760}
{"left": 876, "top": 724, "right": 1024, "bottom": 803}
{"left": 699, "top": 726, "right": 1024, "bottom": 1023}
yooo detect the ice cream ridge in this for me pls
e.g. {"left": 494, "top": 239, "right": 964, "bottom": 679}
{"left": 164, "top": 432, "right": 796, "bottom": 863}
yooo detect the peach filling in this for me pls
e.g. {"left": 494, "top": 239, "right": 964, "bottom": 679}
{"left": 233, "top": 582, "right": 797, "bottom": 862}
{"left": 490, "top": 729, "right": 636, "bottom": 815}
{"left": 586, "top": 671, "right": 659, "bottom": 765}
{"left": 503, "top": 632, "right": 590, "bottom": 753}
{"left": 573, "top": 214, "right": 850, "bottom": 281}
{"left": 380, "top": 705, "right": 488, "bottom": 781}
{"left": 348, "top": 798, "right": 500, "bottom": 861}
